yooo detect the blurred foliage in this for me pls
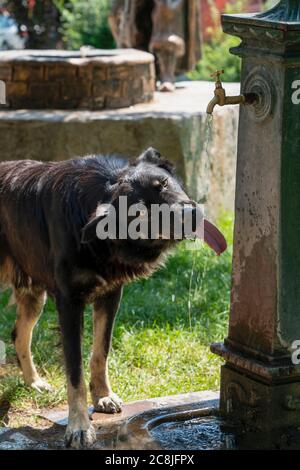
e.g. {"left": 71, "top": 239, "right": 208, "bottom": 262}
{"left": 56, "top": 0, "right": 115, "bottom": 50}
{"left": 7, "top": 0, "right": 61, "bottom": 49}
{"left": 188, "top": 0, "right": 251, "bottom": 82}
{"left": 189, "top": 0, "right": 277, "bottom": 83}
{"left": 189, "top": 0, "right": 251, "bottom": 82}
{"left": 189, "top": 34, "right": 241, "bottom": 82}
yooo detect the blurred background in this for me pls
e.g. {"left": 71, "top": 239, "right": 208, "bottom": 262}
{"left": 0, "top": 0, "right": 278, "bottom": 82}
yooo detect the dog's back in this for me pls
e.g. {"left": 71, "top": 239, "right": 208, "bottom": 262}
{"left": 0, "top": 156, "right": 127, "bottom": 291}
{"left": 0, "top": 160, "right": 51, "bottom": 288}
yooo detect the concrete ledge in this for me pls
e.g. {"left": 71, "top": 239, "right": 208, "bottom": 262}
{"left": 41, "top": 390, "right": 219, "bottom": 427}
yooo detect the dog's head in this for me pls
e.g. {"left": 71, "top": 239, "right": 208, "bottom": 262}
{"left": 81, "top": 148, "right": 226, "bottom": 262}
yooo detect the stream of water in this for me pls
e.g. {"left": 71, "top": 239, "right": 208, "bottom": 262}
{"left": 204, "top": 113, "right": 214, "bottom": 157}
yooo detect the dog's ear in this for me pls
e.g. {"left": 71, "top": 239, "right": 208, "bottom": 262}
{"left": 81, "top": 204, "right": 109, "bottom": 244}
{"left": 137, "top": 147, "right": 176, "bottom": 175}
{"left": 137, "top": 147, "right": 161, "bottom": 164}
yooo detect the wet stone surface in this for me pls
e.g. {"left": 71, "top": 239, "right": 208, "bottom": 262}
{"left": 0, "top": 426, "right": 150, "bottom": 450}
{"left": 0, "top": 392, "right": 220, "bottom": 450}
{"left": 4, "top": 392, "right": 300, "bottom": 450}
{"left": 0, "top": 427, "right": 65, "bottom": 450}
{"left": 2, "top": 417, "right": 300, "bottom": 450}
{"left": 0, "top": 432, "right": 47, "bottom": 450}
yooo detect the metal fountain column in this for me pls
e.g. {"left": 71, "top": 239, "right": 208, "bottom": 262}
{"left": 211, "top": 0, "right": 300, "bottom": 431}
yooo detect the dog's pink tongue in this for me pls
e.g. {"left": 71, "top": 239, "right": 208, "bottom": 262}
{"left": 195, "top": 219, "right": 227, "bottom": 256}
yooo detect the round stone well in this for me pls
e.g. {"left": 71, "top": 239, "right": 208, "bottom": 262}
{"left": 0, "top": 49, "right": 155, "bottom": 110}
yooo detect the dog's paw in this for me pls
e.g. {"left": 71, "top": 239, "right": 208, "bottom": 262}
{"left": 30, "top": 378, "right": 53, "bottom": 393}
{"left": 65, "top": 424, "right": 96, "bottom": 449}
{"left": 93, "top": 393, "right": 123, "bottom": 414}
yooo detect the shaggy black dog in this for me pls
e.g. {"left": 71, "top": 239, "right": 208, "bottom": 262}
{"left": 0, "top": 147, "right": 226, "bottom": 448}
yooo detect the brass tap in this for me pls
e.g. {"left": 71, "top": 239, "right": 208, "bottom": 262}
{"left": 206, "top": 70, "right": 255, "bottom": 115}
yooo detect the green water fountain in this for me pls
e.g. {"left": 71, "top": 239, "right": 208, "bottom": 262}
{"left": 210, "top": 0, "right": 300, "bottom": 438}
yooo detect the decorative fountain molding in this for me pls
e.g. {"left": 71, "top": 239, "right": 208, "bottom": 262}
{"left": 256, "top": 0, "right": 300, "bottom": 22}
{"left": 211, "top": 0, "right": 300, "bottom": 436}
{"left": 0, "top": 49, "right": 155, "bottom": 110}
{"left": 222, "top": 0, "right": 300, "bottom": 50}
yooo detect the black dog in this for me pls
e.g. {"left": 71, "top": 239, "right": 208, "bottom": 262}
{"left": 0, "top": 147, "right": 226, "bottom": 448}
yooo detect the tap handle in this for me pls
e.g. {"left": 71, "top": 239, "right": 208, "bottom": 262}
{"left": 211, "top": 70, "right": 224, "bottom": 83}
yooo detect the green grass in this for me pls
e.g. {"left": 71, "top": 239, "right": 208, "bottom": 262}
{"left": 0, "top": 212, "right": 233, "bottom": 422}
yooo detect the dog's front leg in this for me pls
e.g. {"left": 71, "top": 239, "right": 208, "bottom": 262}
{"left": 56, "top": 293, "right": 96, "bottom": 449}
{"left": 90, "top": 287, "right": 123, "bottom": 413}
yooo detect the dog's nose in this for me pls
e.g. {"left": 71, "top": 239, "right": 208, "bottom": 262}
{"left": 183, "top": 204, "right": 204, "bottom": 234}
{"left": 183, "top": 207, "right": 196, "bottom": 232}
{"left": 182, "top": 206, "right": 195, "bottom": 216}
{"left": 183, "top": 204, "right": 203, "bottom": 217}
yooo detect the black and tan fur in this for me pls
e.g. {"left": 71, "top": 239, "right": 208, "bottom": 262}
{"left": 0, "top": 148, "right": 195, "bottom": 448}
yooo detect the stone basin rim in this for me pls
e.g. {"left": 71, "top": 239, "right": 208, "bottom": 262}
{"left": 144, "top": 406, "right": 218, "bottom": 432}
{"left": 0, "top": 48, "right": 154, "bottom": 64}
{"left": 123, "top": 402, "right": 219, "bottom": 432}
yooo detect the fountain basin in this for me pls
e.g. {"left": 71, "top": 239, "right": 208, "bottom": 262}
{"left": 120, "top": 403, "right": 236, "bottom": 450}
{"left": 115, "top": 403, "right": 300, "bottom": 450}
{"left": 0, "top": 49, "right": 155, "bottom": 110}
{"left": 149, "top": 414, "right": 235, "bottom": 450}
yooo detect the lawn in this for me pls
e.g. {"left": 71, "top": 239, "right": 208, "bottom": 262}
{"left": 0, "top": 212, "right": 233, "bottom": 426}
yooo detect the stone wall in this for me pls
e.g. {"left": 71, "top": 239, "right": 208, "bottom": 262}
{"left": 0, "top": 49, "right": 155, "bottom": 110}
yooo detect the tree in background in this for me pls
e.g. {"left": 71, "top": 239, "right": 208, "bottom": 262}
{"left": 6, "top": 0, "right": 114, "bottom": 50}
{"left": 7, "top": 0, "right": 61, "bottom": 49}
{"left": 58, "top": 0, "right": 115, "bottom": 50}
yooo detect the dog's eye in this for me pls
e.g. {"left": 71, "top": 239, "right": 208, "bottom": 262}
{"left": 152, "top": 178, "right": 169, "bottom": 190}
{"left": 152, "top": 179, "right": 161, "bottom": 189}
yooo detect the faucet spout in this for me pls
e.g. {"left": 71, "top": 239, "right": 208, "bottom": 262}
{"left": 206, "top": 70, "right": 257, "bottom": 115}
{"left": 206, "top": 95, "right": 220, "bottom": 115}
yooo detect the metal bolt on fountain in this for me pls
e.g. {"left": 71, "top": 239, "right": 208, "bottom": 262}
{"left": 210, "top": 0, "right": 300, "bottom": 440}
